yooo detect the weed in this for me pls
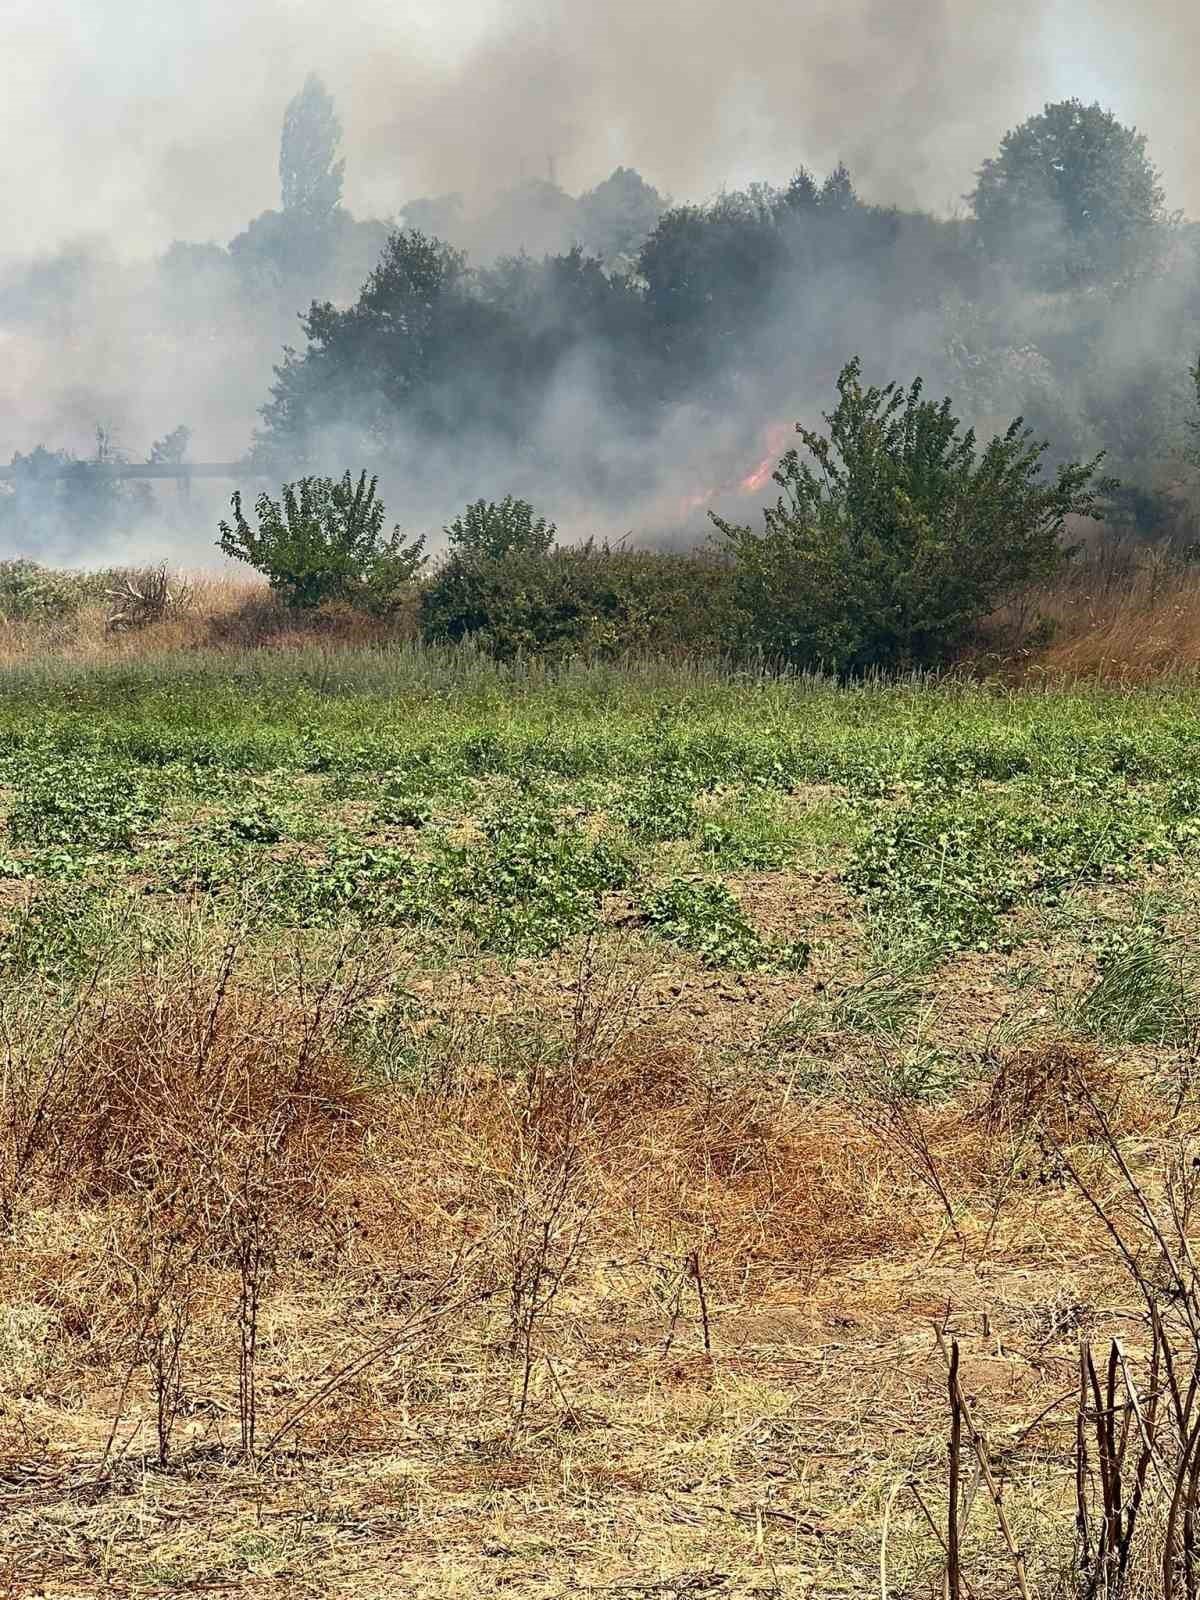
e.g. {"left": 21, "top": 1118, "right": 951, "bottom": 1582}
{"left": 222, "top": 807, "right": 286, "bottom": 844}
{"left": 1073, "top": 922, "right": 1199, "bottom": 1045}
{"left": 371, "top": 780, "right": 434, "bottom": 830}
{"left": 620, "top": 767, "right": 703, "bottom": 842}
{"left": 641, "top": 877, "right": 809, "bottom": 972}
{"left": 8, "top": 758, "right": 156, "bottom": 851}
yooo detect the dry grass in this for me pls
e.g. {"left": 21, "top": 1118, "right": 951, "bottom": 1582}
{"left": 2, "top": 933, "right": 1195, "bottom": 1595}
{"left": 0, "top": 571, "right": 420, "bottom": 662}
{"left": 984, "top": 542, "right": 1200, "bottom": 681}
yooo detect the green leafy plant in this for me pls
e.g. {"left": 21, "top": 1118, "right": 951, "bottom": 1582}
{"left": 712, "top": 357, "right": 1111, "bottom": 672}
{"left": 222, "top": 808, "right": 286, "bottom": 844}
{"left": 418, "top": 542, "right": 737, "bottom": 660}
{"left": 620, "top": 767, "right": 702, "bottom": 841}
{"left": 372, "top": 787, "right": 434, "bottom": 829}
{"left": 641, "top": 877, "right": 808, "bottom": 972}
{"left": 217, "top": 471, "right": 425, "bottom": 611}
{"left": 0, "top": 559, "right": 104, "bottom": 622}
{"left": 444, "top": 495, "right": 556, "bottom": 561}
{"left": 431, "top": 803, "right": 631, "bottom": 956}
{"left": 8, "top": 760, "right": 156, "bottom": 851}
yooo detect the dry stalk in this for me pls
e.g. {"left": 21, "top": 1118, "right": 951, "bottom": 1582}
{"left": 935, "top": 1329, "right": 1032, "bottom": 1600}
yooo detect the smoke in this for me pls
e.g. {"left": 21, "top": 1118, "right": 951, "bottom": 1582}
{"left": 9, "top": 0, "right": 1200, "bottom": 253}
{"left": 2, "top": 0, "right": 1199, "bottom": 562}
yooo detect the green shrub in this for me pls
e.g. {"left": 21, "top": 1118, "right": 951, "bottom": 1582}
{"left": 221, "top": 807, "right": 286, "bottom": 844}
{"left": 217, "top": 471, "right": 426, "bottom": 610}
{"left": 444, "top": 495, "right": 556, "bottom": 560}
{"left": 0, "top": 559, "right": 103, "bottom": 622}
{"left": 419, "top": 542, "right": 737, "bottom": 660}
{"left": 712, "top": 357, "right": 1111, "bottom": 672}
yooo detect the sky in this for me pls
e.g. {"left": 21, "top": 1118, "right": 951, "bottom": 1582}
{"left": 5, "top": 0, "right": 1199, "bottom": 263}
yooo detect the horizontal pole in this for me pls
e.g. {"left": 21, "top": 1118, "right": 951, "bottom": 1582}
{"left": 0, "top": 462, "right": 257, "bottom": 482}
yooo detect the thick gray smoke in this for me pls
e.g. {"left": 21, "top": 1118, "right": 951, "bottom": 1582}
{"left": 2, "top": 0, "right": 1199, "bottom": 562}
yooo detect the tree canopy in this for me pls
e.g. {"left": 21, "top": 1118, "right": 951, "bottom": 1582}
{"left": 969, "top": 100, "right": 1167, "bottom": 287}
{"left": 279, "top": 74, "right": 345, "bottom": 223}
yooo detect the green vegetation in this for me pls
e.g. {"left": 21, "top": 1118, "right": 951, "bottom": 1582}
{"left": 217, "top": 470, "right": 426, "bottom": 611}
{"left": 0, "top": 559, "right": 121, "bottom": 623}
{"left": 1, "top": 648, "right": 1200, "bottom": 986}
{"left": 641, "top": 877, "right": 809, "bottom": 971}
{"left": 419, "top": 534, "right": 738, "bottom": 661}
{"left": 712, "top": 358, "right": 1110, "bottom": 672}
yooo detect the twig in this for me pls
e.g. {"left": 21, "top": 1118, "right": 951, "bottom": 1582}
{"left": 947, "top": 1340, "right": 962, "bottom": 1600}
{"left": 880, "top": 1476, "right": 905, "bottom": 1600}
{"left": 935, "top": 1326, "right": 1031, "bottom": 1600}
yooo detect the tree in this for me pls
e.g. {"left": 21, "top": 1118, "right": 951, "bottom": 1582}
{"left": 637, "top": 192, "right": 787, "bottom": 395}
{"left": 148, "top": 426, "right": 191, "bottom": 466}
{"left": 970, "top": 100, "right": 1167, "bottom": 288}
{"left": 280, "top": 74, "right": 345, "bottom": 223}
{"left": 444, "top": 496, "right": 556, "bottom": 561}
{"left": 711, "top": 358, "right": 1111, "bottom": 673}
{"left": 255, "top": 230, "right": 482, "bottom": 460}
{"left": 578, "top": 167, "right": 665, "bottom": 266}
{"left": 217, "top": 471, "right": 425, "bottom": 611}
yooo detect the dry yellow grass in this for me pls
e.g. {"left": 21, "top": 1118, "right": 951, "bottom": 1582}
{"left": 984, "top": 542, "right": 1200, "bottom": 681}
{"left": 1, "top": 934, "right": 1194, "bottom": 1598}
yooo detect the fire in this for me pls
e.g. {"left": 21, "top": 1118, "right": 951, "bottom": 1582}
{"left": 739, "top": 422, "right": 792, "bottom": 493}
{"left": 677, "top": 421, "right": 792, "bottom": 520}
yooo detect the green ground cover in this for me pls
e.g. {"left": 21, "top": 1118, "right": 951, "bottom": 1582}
{"left": 1, "top": 648, "right": 1199, "bottom": 982}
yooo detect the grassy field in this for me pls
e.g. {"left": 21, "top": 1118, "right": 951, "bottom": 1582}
{"left": 6, "top": 646, "right": 1200, "bottom": 1595}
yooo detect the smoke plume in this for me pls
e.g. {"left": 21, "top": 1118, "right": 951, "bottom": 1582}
{"left": 2, "top": 0, "right": 1199, "bottom": 560}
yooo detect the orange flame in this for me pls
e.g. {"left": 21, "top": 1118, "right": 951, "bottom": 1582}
{"left": 676, "top": 420, "right": 793, "bottom": 522}
{"left": 739, "top": 422, "right": 792, "bottom": 493}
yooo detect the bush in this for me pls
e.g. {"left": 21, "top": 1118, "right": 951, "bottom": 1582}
{"left": 0, "top": 559, "right": 103, "bottom": 623}
{"left": 445, "top": 495, "right": 556, "bottom": 560}
{"left": 419, "top": 541, "right": 738, "bottom": 660}
{"left": 217, "top": 471, "right": 426, "bottom": 611}
{"left": 711, "top": 357, "right": 1112, "bottom": 673}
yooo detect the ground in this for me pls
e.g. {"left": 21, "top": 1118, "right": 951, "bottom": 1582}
{"left": 2, "top": 649, "right": 1200, "bottom": 1596}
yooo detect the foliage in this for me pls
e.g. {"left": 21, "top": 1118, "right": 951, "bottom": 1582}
{"left": 848, "top": 775, "right": 1180, "bottom": 962}
{"left": 255, "top": 230, "right": 516, "bottom": 460}
{"left": 148, "top": 426, "right": 191, "bottom": 466}
{"left": 444, "top": 496, "right": 556, "bottom": 561}
{"left": 620, "top": 767, "right": 702, "bottom": 841}
{"left": 577, "top": 167, "right": 665, "bottom": 266}
{"left": 641, "top": 877, "right": 809, "bottom": 972}
{"left": 8, "top": 759, "right": 156, "bottom": 851}
{"left": 221, "top": 808, "right": 286, "bottom": 845}
{"left": 970, "top": 100, "right": 1167, "bottom": 288}
{"left": 429, "top": 802, "right": 632, "bottom": 956}
{"left": 246, "top": 799, "right": 632, "bottom": 957}
{"left": 0, "top": 559, "right": 104, "bottom": 622}
{"left": 217, "top": 471, "right": 425, "bottom": 610}
{"left": 712, "top": 357, "right": 1111, "bottom": 673}
{"left": 279, "top": 74, "right": 344, "bottom": 224}
{"left": 419, "top": 544, "right": 738, "bottom": 660}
